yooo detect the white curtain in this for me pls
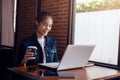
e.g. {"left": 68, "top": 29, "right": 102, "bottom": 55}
{"left": 1, "top": 0, "right": 14, "bottom": 46}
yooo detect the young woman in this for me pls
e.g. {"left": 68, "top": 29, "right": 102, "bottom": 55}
{"left": 17, "top": 12, "right": 58, "bottom": 66}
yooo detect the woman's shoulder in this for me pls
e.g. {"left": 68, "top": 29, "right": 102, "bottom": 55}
{"left": 24, "top": 34, "right": 37, "bottom": 41}
{"left": 21, "top": 34, "right": 37, "bottom": 46}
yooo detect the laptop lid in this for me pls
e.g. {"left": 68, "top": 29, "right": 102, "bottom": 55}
{"left": 57, "top": 45, "right": 95, "bottom": 70}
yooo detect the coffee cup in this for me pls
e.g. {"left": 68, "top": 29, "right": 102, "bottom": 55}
{"left": 27, "top": 46, "right": 37, "bottom": 59}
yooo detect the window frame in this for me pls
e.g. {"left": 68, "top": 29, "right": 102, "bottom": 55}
{"left": 69, "top": 0, "right": 120, "bottom": 70}
{"left": 0, "top": 0, "right": 2, "bottom": 44}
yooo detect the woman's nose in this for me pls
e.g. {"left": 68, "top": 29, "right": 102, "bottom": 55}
{"left": 46, "top": 25, "right": 51, "bottom": 30}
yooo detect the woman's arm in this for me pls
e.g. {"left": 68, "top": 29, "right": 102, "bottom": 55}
{"left": 17, "top": 43, "right": 26, "bottom": 66}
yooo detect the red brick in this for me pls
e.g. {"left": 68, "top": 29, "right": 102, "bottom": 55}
{"left": 16, "top": 0, "right": 70, "bottom": 59}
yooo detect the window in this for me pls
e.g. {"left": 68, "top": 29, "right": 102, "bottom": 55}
{"left": 70, "top": 0, "right": 120, "bottom": 68}
{"left": 1, "top": 0, "right": 17, "bottom": 47}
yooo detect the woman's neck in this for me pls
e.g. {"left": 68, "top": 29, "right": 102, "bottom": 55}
{"left": 36, "top": 32, "right": 45, "bottom": 38}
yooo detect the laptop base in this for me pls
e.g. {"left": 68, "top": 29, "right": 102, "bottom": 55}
{"left": 38, "top": 65, "right": 57, "bottom": 71}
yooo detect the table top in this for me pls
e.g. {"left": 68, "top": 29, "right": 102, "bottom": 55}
{"left": 7, "top": 65, "right": 120, "bottom": 80}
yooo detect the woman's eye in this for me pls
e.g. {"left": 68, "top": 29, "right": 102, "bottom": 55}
{"left": 43, "top": 23, "right": 48, "bottom": 27}
{"left": 42, "top": 22, "right": 52, "bottom": 28}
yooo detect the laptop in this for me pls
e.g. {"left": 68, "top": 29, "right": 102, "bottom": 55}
{"left": 38, "top": 45, "right": 95, "bottom": 71}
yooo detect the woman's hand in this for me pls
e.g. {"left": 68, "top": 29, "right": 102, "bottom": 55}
{"left": 21, "top": 50, "right": 35, "bottom": 66}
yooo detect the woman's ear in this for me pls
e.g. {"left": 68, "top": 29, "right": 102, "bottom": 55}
{"left": 35, "top": 20, "right": 39, "bottom": 26}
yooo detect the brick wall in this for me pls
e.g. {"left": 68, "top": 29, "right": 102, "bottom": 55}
{"left": 16, "top": 0, "right": 70, "bottom": 59}
{"left": 15, "top": 0, "right": 37, "bottom": 52}
{"left": 41, "top": 0, "right": 69, "bottom": 58}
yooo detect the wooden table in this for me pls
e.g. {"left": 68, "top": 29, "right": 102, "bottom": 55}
{"left": 7, "top": 65, "right": 120, "bottom": 80}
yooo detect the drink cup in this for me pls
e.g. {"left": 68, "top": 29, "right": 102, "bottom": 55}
{"left": 27, "top": 46, "right": 37, "bottom": 59}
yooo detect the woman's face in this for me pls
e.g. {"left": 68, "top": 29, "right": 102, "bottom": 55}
{"left": 36, "top": 17, "right": 53, "bottom": 37}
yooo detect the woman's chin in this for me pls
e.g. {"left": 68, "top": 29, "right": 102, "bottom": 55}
{"left": 43, "top": 33, "right": 48, "bottom": 36}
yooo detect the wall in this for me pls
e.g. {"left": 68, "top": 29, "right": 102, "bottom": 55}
{"left": 15, "top": 0, "right": 37, "bottom": 52}
{"left": 16, "top": 0, "right": 70, "bottom": 58}
{"left": 41, "top": 0, "right": 69, "bottom": 57}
